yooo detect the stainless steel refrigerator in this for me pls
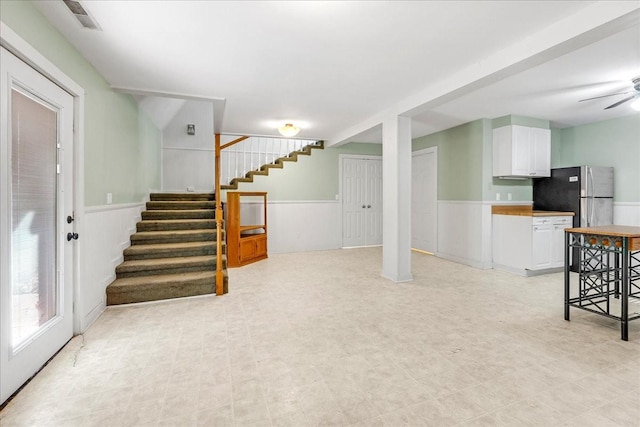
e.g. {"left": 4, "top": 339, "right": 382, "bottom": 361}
{"left": 533, "top": 166, "right": 614, "bottom": 227}
{"left": 533, "top": 165, "right": 614, "bottom": 271}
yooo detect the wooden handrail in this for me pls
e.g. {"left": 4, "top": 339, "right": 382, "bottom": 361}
{"left": 220, "top": 135, "right": 249, "bottom": 150}
{"left": 214, "top": 133, "right": 224, "bottom": 295}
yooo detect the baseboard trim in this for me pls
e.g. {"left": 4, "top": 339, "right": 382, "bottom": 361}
{"left": 436, "top": 252, "right": 487, "bottom": 270}
{"left": 493, "top": 263, "right": 564, "bottom": 277}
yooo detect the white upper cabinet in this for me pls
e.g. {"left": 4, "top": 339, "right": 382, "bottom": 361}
{"left": 493, "top": 125, "right": 550, "bottom": 178}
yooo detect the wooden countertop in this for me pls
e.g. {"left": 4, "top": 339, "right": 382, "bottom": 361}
{"left": 491, "top": 205, "right": 574, "bottom": 217}
{"left": 566, "top": 225, "right": 640, "bottom": 251}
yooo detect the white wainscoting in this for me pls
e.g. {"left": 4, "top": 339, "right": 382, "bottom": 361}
{"left": 614, "top": 202, "right": 640, "bottom": 226}
{"left": 436, "top": 201, "right": 495, "bottom": 270}
{"left": 267, "top": 201, "right": 342, "bottom": 254}
{"left": 73, "top": 200, "right": 637, "bottom": 328}
{"left": 78, "top": 202, "right": 144, "bottom": 331}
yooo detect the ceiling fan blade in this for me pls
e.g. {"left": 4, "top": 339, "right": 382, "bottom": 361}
{"left": 604, "top": 95, "right": 636, "bottom": 110}
{"left": 579, "top": 91, "right": 634, "bottom": 102}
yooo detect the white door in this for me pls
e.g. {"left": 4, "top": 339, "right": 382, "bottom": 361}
{"left": 0, "top": 48, "right": 75, "bottom": 404}
{"left": 342, "top": 158, "right": 366, "bottom": 247}
{"left": 364, "top": 159, "right": 383, "bottom": 246}
{"left": 411, "top": 148, "right": 437, "bottom": 253}
{"left": 342, "top": 157, "right": 382, "bottom": 247}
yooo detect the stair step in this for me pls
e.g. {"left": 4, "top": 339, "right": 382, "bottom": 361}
{"left": 131, "top": 229, "right": 217, "bottom": 245}
{"left": 116, "top": 255, "right": 225, "bottom": 278}
{"left": 261, "top": 163, "right": 284, "bottom": 171}
{"left": 106, "top": 271, "right": 228, "bottom": 305}
{"left": 146, "top": 201, "right": 216, "bottom": 210}
{"left": 137, "top": 219, "right": 216, "bottom": 232}
{"left": 232, "top": 177, "right": 253, "bottom": 184}
{"left": 124, "top": 241, "right": 223, "bottom": 260}
{"left": 277, "top": 156, "right": 298, "bottom": 163}
{"left": 141, "top": 209, "right": 215, "bottom": 220}
{"left": 246, "top": 169, "right": 269, "bottom": 178}
{"left": 150, "top": 193, "right": 215, "bottom": 201}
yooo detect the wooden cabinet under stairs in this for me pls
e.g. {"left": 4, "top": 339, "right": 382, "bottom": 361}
{"left": 226, "top": 192, "right": 268, "bottom": 267}
{"left": 106, "top": 192, "right": 227, "bottom": 305}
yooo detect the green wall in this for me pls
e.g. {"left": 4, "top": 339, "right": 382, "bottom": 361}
{"left": 1, "top": 1, "right": 161, "bottom": 206}
{"left": 413, "top": 120, "right": 483, "bottom": 200}
{"left": 229, "top": 143, "right": 381, "bottom": 201}
{"left": 412, "top": 119, "right": 531, "bottom": 201}
{"left": 411, "top": 113, "right": 638, "bottom": 204}
{"left": 553, "top": 114, "right": 640, "bottom": 202}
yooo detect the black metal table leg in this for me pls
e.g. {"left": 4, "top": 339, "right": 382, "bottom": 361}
{"left": 621, "top": 237, "right": 629, "bottom": 341}
{"left": 564, "top": 231, "right": 571, "bottom": 321}
{"left": 615, "top": 250, "right": 620, "bottom": 299}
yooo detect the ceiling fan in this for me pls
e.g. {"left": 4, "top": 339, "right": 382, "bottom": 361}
{"left": 579, "top": 76, "right": 640, "bottom": 110}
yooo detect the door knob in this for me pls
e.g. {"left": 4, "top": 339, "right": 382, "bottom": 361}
{"left": 367, "top": 205, "right": 371, "bottom": 208}
{"left": 67, "top": 215, "right": 75, "bottom": 224}
{"left": 67, "top": 232, "right": 79, "bottom": 241}
{"left": 362, "top": 205, "right": 366, "bottom": 208}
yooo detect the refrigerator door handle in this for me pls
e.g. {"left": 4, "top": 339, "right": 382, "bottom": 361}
{"left": 588, "top": 167, "right": 594, "bottom": 198}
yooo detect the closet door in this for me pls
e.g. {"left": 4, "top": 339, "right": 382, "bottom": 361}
{"left": 342, "top": 158, "right": 366, "bottom": 247}
{"left": 364, "top": 159, "right": 382, "bottom": 246}
{"left": 342, "top": 157, "right": 382, "bottom": 247}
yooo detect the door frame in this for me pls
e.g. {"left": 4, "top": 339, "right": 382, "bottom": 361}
{"left": 411, "top": 147, "right": 438, "bottom": 254}
{"left": 339, "top": 153, "right": 382, "bottom": 248}
{"left": 1, "top": 22, "right": 85, "bottom": 333}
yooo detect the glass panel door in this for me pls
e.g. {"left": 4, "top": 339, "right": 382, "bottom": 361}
{"left": 1, "top": 47, "right": 74, "bottom": 405}
{"left": 11, "top": 88, "right": 58, "bottom": 350}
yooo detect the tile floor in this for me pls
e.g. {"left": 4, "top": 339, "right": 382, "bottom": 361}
{"left": 1, "top": 247, "right": 639, "bottom": 426}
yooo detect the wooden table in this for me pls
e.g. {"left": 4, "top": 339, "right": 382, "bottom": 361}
{"left": 564, "top": 225, "right": 640, "bottom": 341}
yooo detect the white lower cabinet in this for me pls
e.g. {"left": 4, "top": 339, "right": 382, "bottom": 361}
{"left": 531, "top": 217, "right": 572, "bottom": 270}
{"left": 552, "top": 221, "right": 569, "bottom": 266}
{"left": 531, "top": 221, "right": 553, "bottom": 269}
{"left": 493, "top": 214, "right": 572, "bottom": 275}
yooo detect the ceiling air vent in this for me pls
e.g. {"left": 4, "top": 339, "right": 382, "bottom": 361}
{"left": 62, "top": 0, "right": 101, "bottom": 30}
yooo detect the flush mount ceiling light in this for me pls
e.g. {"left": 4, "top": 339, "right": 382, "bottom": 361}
{"left": 278, "top": 123, "right": 300, "bottom": 137}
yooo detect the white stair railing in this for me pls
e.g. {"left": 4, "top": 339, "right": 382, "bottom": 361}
{"left": 219, "top": 136, "right": 320, "bottom": 185}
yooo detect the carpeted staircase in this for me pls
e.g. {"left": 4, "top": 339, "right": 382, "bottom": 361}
{"left": 221, "top": 140, "right": 324, "bottom": 190}
{"left": 106, "top": 193, "right": 227, "bottom": 305}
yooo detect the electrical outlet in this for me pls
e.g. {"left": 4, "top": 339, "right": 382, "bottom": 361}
{"left": 496, "top": 193, "right": 501, "bottom": 201}
{"left": 107, "top": 193, "right": 112, "bottom": 204}
{"left": 508, "top": 193, "right": 512, "bottom": 201}
{"left": 187, "top": 186, "right": 195, "bottom": 192}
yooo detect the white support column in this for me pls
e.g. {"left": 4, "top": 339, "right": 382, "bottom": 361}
{"left": 382, "top": 115, "right": 413, "bottom": 282}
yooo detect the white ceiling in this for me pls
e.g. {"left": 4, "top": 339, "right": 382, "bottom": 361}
{"left": 33, "top": 1, "right": 640, "bottom": 144}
